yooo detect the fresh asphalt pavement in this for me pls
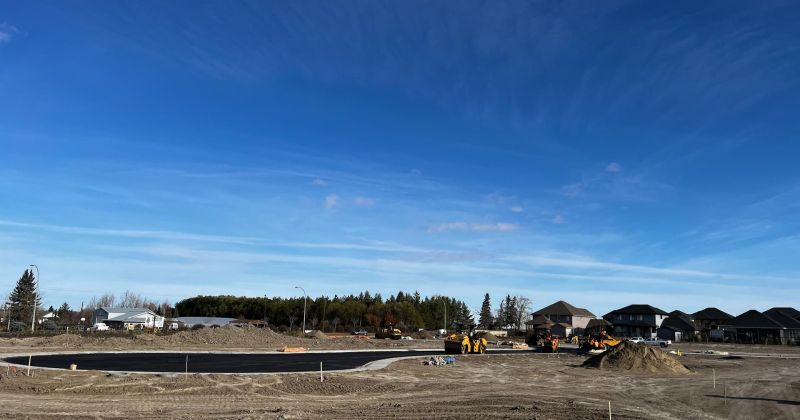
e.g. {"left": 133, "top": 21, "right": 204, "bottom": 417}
{"left": 4, "top": 349, "right": 530, "bottom": 374}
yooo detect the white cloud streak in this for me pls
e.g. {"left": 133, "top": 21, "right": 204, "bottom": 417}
{"left": 0, "top": 23, "right": 19, "bottom": 44}
{"left": 324, "top": 194, "right": 339, "bottom": 209}
{"left": 353, "top": 196, "right": 375, "bottom": 206}
{"left": 428, "top": 222, "right": 519, "bottom": 233}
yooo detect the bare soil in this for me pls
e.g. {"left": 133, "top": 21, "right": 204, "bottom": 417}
{"left": 0, "top": 333, "right": 798, "bottom": 419}
{"left": 583, "top": 342, "right": 691, "bottom": 374}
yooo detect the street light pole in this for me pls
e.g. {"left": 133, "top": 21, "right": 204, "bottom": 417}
{"left": 29, "top": 264, "right": 39, "bottom": 333}
{"left": 294, "top": 286, "right": 307, "bottom": 333}
{"left": 442, "top": 297, "right": 447, "bottom": 333}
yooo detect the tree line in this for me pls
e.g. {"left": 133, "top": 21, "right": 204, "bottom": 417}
{"left": 176, "top": 291, "right": 475, "bottom": 332}
{"left": 5, "top": 269, "right": 532, "bottom": 334}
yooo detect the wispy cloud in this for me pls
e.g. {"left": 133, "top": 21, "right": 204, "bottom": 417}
{"left": 553, "top": 214, "right": 565, "bottom": 224}
{"left": 428, "top": 222, "right": 519, "bottom": 233}
{"left": 561, "top": 183, "right": 582, "bottom": 198}
{"left": 353, "top": 196, "right": 375, "bottom": 206}
{"left": 324, "top": 194, "right": 339, "bottom": 209}
{"left": 606, "top": 162, "right": 622, "bottom": 173}
{"left": 0, "top": 23, "right": 19, "bottom": 44}
{"left": 311, "top": 178, "right": 328, "bottom": 187}
{"left": 511, "top": 206, "right": 524, "bottom": 213}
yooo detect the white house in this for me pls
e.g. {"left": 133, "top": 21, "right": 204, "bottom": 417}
{"left": 93, "top": 307, "right": 165, "bottom": 330}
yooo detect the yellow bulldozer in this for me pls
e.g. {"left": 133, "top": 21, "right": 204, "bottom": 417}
{"left": 444, "top": 323, "right": 488, "bottom": 354}
{"left": 374, "top": 323, "right": 402, "bottom": 340}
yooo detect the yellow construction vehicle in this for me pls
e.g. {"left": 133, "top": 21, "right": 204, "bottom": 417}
{"left": 374, "top": 323, "right": 402, "bottom": 340}
{"left": 444, "top": 323, "right": 488, "bottom": 354}
{"left": 579, "top": 331, "right": 621, "bottom": 353}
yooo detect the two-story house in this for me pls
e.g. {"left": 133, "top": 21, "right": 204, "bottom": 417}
{"left": 525, "top": 300, "right": 596, "bottom": 337}
{"left": 691, "top": 307, "right": 733, "bottom": 339}
{"left": 603, "top": 304, "right": 669, "bottom": 338}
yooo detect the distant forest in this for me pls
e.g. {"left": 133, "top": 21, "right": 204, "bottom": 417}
{"left": 175, "top": 291, "right": 474, "bottom": 332}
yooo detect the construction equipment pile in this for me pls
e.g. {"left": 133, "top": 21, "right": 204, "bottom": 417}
{"left": 582, "top": 342, "right": 691, "bottom": 374}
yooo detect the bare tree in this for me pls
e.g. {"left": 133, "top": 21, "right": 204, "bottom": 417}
{"left": 287, "top": 313, "right": 298, "bottom": 331}
{"left": 88, "top": 293, "right": 116, "bottom": 309}
{"left": 120, "top": 290, "right": 144, "bottom": 308}
{"left": 514, "top": 296, "right": 532, "bottom": 331}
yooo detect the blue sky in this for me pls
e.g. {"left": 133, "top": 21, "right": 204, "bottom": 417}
{"left": 1, "top": 1, "right": 799, "bottom": 316}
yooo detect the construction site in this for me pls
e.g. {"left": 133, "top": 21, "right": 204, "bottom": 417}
{"left": 1, "top": 327, "right": 798, "bottom": 419}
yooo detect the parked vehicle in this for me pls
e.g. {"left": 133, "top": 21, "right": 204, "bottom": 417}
{"left": 352, "top": 328, "right": 368, "bottom": 336}
{"left": 644, "top": 337, "right": 671, "bottom": 347}
{"left": 629, "top": 337, "right": 645, "bottom": 344}
{"left": 92, "top": 323, "right": 110, "bottom": 332}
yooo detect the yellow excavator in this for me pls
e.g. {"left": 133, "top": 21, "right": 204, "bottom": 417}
{"left": 444, "top": 323, "right": 488, "bottom": 354}
{"left": 374, "top": 323, "right": 402, "bottom": 340}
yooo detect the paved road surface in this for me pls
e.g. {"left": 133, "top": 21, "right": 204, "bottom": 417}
{"left": 4, "top": 350, "right": 525, "bottom": 373}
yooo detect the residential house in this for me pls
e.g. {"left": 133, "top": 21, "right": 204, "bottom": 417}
{"left": 93, "top": 307, "right": 165, "bottom": 330}
{"left": 763, "top": 308, "right": 800, "bottom": 344}
{"left": 525, "top": 300, "right": 596, "bottom": 337}
{"left": 691, "top": 307, "right": 733, "bottom": 339}
{"left": 603, "top": 304, "right": 669, "bottom": 338}
{"left": 722, "top": 310, "right": 785, "bottom": 344}
{"left": 657, "top": 310, "right": 698, "bottom": 342}
{"left": 584, "top": 318, "right": 614, "bottom": 335}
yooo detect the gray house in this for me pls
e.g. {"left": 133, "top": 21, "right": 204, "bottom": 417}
{"left": 525, "top": 300, "right": 596, "bottom": 337}
{"left": 657, "top": 311, "right": 698, "bottom": 342}
{"left": 93, "top": 307, "right": 165, "bottom": 330}
{"left": 603, "top": 304, "right": 669, "bottom": 338}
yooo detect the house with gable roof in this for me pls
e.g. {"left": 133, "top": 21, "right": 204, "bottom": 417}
{"left": 525, "top": 300, "right": 596, "bottom": 337}
{"left": 93, "top": 307, "right": 165, "bottom": 330}
{"left": 603, "top": 304, "right": 669, "bottom": 338}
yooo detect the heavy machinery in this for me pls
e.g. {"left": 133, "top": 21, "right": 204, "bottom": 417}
{"left": 541, "top": 335, "right": 560, "bottom": 353}
{"left": 374, "top": 323, "right": 402, "bottom": 340}
{"left": 579, "top": 331, "right": 621, "bottom": 353}
{"left": 444, "top": 323, "right": 488, "bottom": 354}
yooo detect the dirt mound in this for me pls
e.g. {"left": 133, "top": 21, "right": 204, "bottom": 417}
{"left": 413, "top": 330, "right": 435, "bottom": 339}
{"left": 582, "top": 342, "right": 691, "bottom": 374}
{"left": 474, "top": 331, "right": 498, "bottom": 342}
{"left": 305, "top": 330, "right": 329, "bottom": 340}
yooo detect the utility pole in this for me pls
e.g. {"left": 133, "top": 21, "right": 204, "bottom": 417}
{"left": 29, "top": 265, "right": 39, "bottom": 333}
{"left": 442, "top": 297, "right": 447, "bottom": 333}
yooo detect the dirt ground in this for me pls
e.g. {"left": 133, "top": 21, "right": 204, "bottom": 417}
{"left": 1, "top": 333, "right": 798, "bottom": 419}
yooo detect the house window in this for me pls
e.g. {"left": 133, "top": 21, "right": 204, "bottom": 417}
{"left": 636, "top": 315, "right": 643, "bottom": 321}
{"left": 615, "top": 314, "right": 622, "bottom": 321}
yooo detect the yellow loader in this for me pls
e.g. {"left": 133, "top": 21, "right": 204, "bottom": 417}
{"left": 444, "top": 324, "right": 488, "bottom": 354}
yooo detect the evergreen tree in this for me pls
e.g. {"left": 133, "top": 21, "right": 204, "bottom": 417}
{"left": 478, "top": 293, "right": 493, "bottom": 328}
{"left": 8, "top": 269, "right": 41, "bottom": 324}
{"left": 497, "top": 298, "right": 506, "bottom": 328}
{"left": 507, "top": 296, "right": 518, "bottom": 330}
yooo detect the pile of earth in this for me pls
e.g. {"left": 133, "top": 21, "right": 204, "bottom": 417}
{"left": 305, "top": 330, "right": 329, "bottom": 340}
{"left": 412, "top": 330, "right": 435, "bottom": 339}
{"left": 582, "top": 342, "right": 691, "bottom": 374}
